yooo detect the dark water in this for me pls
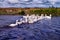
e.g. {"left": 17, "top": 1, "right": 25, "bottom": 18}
{"left": 0, "top": 15, "right": 60, "bottom": 40}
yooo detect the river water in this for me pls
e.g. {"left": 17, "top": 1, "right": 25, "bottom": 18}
{"left": 0, "top": 15, "right": 60, "bottom": 40}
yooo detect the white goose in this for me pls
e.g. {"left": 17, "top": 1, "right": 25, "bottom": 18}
{"left": 45, "top": 14, "right": 51, "bottom": 19}
{"left": 17, "top": 19, "right": 23, "bottom": 24}
{"left": 36, "top": 14, "right": 40, "bottom": 21}
{"left": 38, "top": 14, "right": 44, "bottom": 20}
{"left": 9, "top": 20, "right": 18, "bottom": 27}
{"left": 23, "top": 16, "right": 27, "bottom": 23}
{"left": 23, "top": 14, "right": 29, "bottom": 23}
{"left": 33, "top": 15, "right": 38, "bottom": 22}
{"left": 28, "top": 15, "right": 33, "bottom": 23}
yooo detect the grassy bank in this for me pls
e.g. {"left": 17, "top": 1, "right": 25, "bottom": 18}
{"left": 0, "top": 8, "right": 60, "bottom": 16}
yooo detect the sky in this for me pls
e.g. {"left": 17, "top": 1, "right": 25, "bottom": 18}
{"left": 0, "top": 0, "right": 60, "bottom": 8}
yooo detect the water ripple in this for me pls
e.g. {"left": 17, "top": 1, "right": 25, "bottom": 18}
{"left": 0, "top": 16, "right": 60, "bottom": 40}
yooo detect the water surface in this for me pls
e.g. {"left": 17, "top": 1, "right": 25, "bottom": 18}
{"left": 0, "top": 15, "right": 60, "bottom": 40}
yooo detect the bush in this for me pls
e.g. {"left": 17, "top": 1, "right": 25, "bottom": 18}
{"left": 18, "top": 11, "right": 25, "bottom": 15}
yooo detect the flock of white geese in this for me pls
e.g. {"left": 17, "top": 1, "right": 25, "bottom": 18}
{"left": 9, "top": 14, "right": 51, "bottom": 27}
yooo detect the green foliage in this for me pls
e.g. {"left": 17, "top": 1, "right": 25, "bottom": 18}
{"left": 0, "top": 8, "right": 60, "bottom": 16}
{"left": 18, "top": 11, "right": 25, "bottom": 15}
{"left": 29, "top": 8, "right": 59, "bottom": 16}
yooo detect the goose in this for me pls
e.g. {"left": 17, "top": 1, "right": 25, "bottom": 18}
{"left": 31, "top": 14, "right": 35, "bottom": 18}
{"left": 38, "top": 14, "right": 44, "bottom": 20}
{"left": 28, "top": 19, "right": 34, "bottom": 23}
{"left": 21, "top": 18, "right": 26, "bottom": 23}
{"left": 25, "top": 15, "right": 29, "bottom": 23}
{"left": 45, "top": 14, "right": 51, "bottom": 19}
{"left": 28, "top": 17, "right": 34, "bottom": 23}
{"left": 23, "top": 14, "right": 29, "bottom": 23}
{"left": 27, "top": 14, "right": 35, "bottom": 23}
{"left": 36, "top": 14, "right": 40, "bottom": 21}
{"left": 9, "top": 20, "right": 18, "bottom": 27}
{"left": 17, "top": 19, "right": 23, "bottom": 24}
{"left": 23, "top": 16, "right": 27, "bottom": 23}
{"left": 33, "top": 15, "right": 38, "bottom": 22}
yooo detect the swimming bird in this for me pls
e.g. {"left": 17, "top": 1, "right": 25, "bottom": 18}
{"left": 17, "top": 19, "right": 23, "bottom": 24}
{"left": 23, "top": 16, "right": 27, "bottom": 23}
{"left": 45, "top": 14, "right": 51, "bottom": 19}
{"left": 33, "top": 15, "right": 38, "bottom": 22}
{"left": 38, "top": 14, "right": 44, "bottom": 20}
{"left": 9, "top": 20, "right": 18, "bottom": 27}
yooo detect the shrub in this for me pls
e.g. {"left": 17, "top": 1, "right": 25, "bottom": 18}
{"left": 18, "top": 11, "right": 25, "bottom": 15}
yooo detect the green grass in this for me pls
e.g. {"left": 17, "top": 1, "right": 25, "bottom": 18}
{"left": 0, "top": 8, "right": 60, "bottom": 16}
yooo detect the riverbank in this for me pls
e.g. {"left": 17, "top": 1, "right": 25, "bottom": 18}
{"left": 0, "top": 8, "right": 60, "bottom": 16}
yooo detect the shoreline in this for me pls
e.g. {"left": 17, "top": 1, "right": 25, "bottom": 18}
{"left": 0, "top": 8, "right": 60, "bottom": 16}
